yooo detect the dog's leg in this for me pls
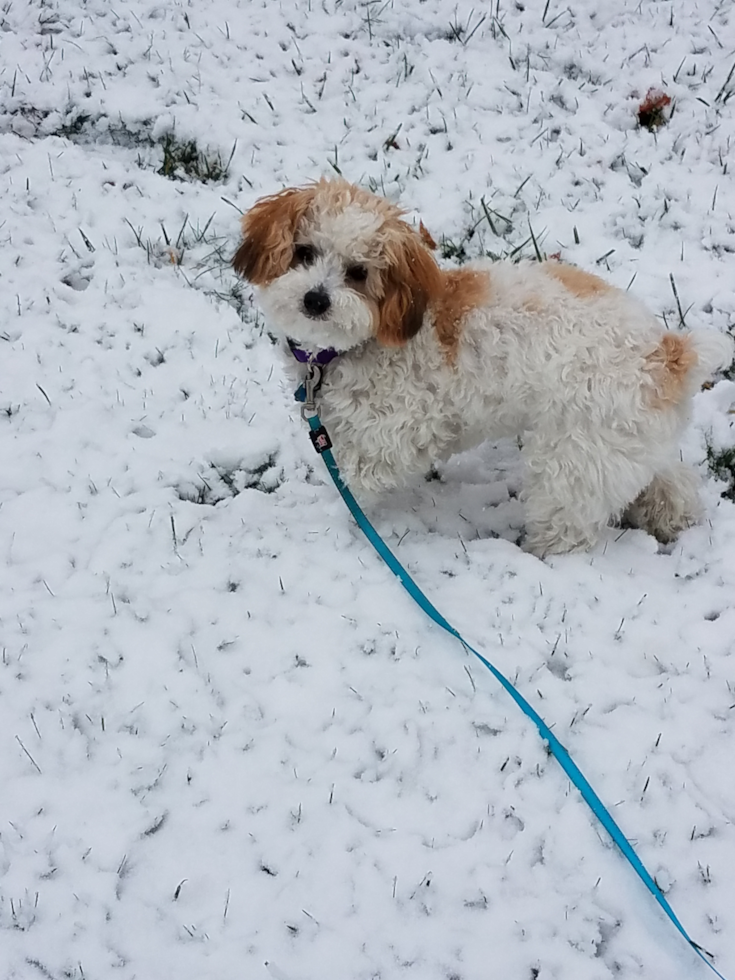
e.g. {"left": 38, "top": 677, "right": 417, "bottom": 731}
{"left": 622, "top": 462, "right": 703, "bottom": 543}
{"left": 521, "top": 430, "right": 656, "bottom": 556}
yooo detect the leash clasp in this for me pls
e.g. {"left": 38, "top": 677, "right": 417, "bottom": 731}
{"left": 297, "top": 359, "right": 333, "bottom": 453}
{"left": 300, "top": 362, "right": 322, "bottom": 420}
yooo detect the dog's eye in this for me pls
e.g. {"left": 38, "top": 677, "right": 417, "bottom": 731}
{"left": 346, "top": 264, "right": 368, "bottom": 283}
{"left": 293, "top": 244, "right": 316, "bottom": 266}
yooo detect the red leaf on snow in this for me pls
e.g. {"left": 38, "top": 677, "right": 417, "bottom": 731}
{"left": 638, "top": 87, "right": 672, "bottom": 130}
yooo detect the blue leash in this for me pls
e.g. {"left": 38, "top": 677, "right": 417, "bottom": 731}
{"left": 296, "top": 369, "right": 727, "bottom": 980}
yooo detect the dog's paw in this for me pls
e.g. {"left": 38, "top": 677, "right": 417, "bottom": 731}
{"left": 524, "top": 525, "right": 597, "bottom": 558}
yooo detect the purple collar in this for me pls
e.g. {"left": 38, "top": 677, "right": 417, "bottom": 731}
{"left": 288, "top": 339, "right": 341, "bottom": 366}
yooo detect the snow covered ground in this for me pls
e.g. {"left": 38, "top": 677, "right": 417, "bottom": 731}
{"left": 1, "top": 1, "right": 734, "bottom": 978}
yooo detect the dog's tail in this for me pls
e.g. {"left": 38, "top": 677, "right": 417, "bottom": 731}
{"left": 687, "top": 327, "right": 734, "bottom": 387}
{"left": 645, "top": 328, "right": 733, "bottom": 409}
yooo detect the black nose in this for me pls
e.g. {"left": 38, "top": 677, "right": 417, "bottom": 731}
{"left": 303, "top": 287, "right": 331, "bottom": 318}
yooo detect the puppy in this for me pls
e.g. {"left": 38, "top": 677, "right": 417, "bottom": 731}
{"left": 233, "top": 178, "right": 732, "bottom": 556}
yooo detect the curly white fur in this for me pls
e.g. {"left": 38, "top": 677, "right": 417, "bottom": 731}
{"left": 234, "top": 179, "right": 733, "bottom": 556}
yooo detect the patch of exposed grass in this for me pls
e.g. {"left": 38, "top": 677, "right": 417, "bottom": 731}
{"left": 176, "top": 454, "right": 283, "bottom": 505}
{"left": 706, "top": 443, "right": 735, "bottom": 500}
{"left": 445, "top": 10, "right": 487, "bottom": 44}
{"left": 157, "top": 133, "right": 236, "bottom": 183}
{"left": 0, "top": 107, "right": 235, "bottom": 184}
{"left": 439, "top": 237, "right": 470, "bottom": 262}
{"left": 439, "top": 194, "right": 547, "bottom": 264}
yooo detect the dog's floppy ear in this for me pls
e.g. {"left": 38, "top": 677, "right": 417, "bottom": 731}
{"left": 376, "top": 226, "right": 442, "bottom": 346}
{"left": 233, "top": 185, "right": 316, "bottom": 285}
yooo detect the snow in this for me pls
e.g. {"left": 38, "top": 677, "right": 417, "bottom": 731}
{"left": 1, "top": 0, "right": 734, "bottom": 978}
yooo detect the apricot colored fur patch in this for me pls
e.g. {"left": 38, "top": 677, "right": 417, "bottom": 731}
{"left": 432, "top": 268, "right": 491, "bottom": 361}
{"left": 645, "top": 333, "right": 699, "bottom": 407}
{"left": 543, "top": 262, "right": 611, "bottom": 299}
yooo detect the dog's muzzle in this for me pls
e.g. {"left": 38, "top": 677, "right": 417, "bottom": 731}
{"left": 302, "top": 286, "right": 331, "bottom": 318}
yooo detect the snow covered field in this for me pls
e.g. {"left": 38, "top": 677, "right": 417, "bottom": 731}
{"left": 1, "top": 1, "right": 734, "bottom": 978}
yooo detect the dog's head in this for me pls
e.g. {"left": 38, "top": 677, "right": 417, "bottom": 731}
{"left": 233, "top": 179, "right": 441, "bottom": 352}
